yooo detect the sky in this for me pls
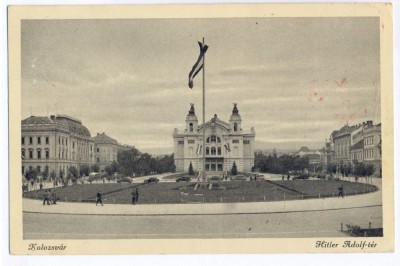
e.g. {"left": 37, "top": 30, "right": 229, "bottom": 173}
{"left": 21, "top": 17, "right": 381, "bottom": 154}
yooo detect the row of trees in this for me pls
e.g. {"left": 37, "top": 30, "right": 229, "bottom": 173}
{"left": 253, "top": 151, "right": 310, "bottom": 174}
{"left": 117, "top": 148, "right": 175, "bottom": 177}
{"left": 326, "top": 160, "right": 375, "bottom": 178}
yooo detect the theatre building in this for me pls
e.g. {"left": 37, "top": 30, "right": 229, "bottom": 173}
{"left": 173, "top": 103, "right": 255, "bottom": 177}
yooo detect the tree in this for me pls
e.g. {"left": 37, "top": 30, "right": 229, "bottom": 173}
{"left": 25, "top": 169, "right": 37, "bottom": 181}
{"left": 69, "top": 166, "right": 78, "bottom": 178}
{"left": 117, "top": 147, "right": 141, "bottom": 176}
{"left": 231, "top": 161, "right": 238, "bottom": 175}
{"left": 50, "top": 170, "right": 57, "bottom": 181}
{"left": 42, "top": 167, "right": 49, "bottom": 181}
{"left": 365, "top": 164, "right": 375, "bottom": 177}
{"left": 91, "top": 164, "right": 100, "bottom": 173}
{"left": 80, "top": 164, "right": 90, "bottom": 176}
{"left": 327, "top": 163, "right": 337, "bottom": 174}
{"left": 188, "top": 161, "right": 194, "bottom": 175}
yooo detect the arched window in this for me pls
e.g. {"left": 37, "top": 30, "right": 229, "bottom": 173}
{"left": 189, "top": 123, "right": 193, "bottom": 132}
{"left": 207, "top": 135, "right": 221, "bottom": 143}
{"left": 234, "top": 122, "right": 238, "bottom": 132}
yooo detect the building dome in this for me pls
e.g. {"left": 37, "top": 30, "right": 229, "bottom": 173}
{"left": 299, "top": 146, "right": 311, "bottom": 152}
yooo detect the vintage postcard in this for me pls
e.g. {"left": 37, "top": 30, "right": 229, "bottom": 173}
{"left": 8, "top": 4, "right": 393, "bottom": 255}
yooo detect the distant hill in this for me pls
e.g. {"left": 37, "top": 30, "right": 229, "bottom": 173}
{"left": 254, "top": 140, "right": 323, "bottom": 154}
{"left": 141, "top": 146, "right": 174, "bottom": 156}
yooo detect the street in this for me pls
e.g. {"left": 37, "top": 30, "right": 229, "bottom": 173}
{"left": 24, "top": 205, "right": 381, "bottom": 239}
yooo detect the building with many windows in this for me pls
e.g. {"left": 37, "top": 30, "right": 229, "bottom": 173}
{"left": 173, "top": 103, "right": 255, "bottom": 177}
{"left": 93, "top": 132, "right": 132, "bottom": 171}
{"left": 21, "top": 114, "right": 95, "bottom": 178}
{"left": 329, "top": 120, "right": 382, "bottom": 176}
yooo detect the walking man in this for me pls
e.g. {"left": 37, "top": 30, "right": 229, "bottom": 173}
{"left": 51, "top": 189, "right": 57, "bottom": 204}
{"left": 96, "top": 191, "right": 103, "bottom": 206}
{"left": 131, "top": 189, "right": 136, "bottom": 205}
{"left": 42, "top": 190, "right": 50, "bottom": 205}
{"left": 338, "top": 185, "right": 344, "bottom": 198}
{"left": 135, "top": 188, "right": 139, "bottom": 203}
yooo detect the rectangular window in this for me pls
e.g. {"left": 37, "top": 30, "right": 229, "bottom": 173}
{"left": 188, "top": 140, "right": 195, "bottom": 144}
{"left": 21, "top": 137, "right": 25, "bottom": 145}
{"left": 46, "top": 150, "right": 50, "bottom": 159}
{"left": 97, "top": 148, "right": 99, "bottom": 152}
{"left": 217, "top": 147, "right": 221, "bottom": 155}
{"left": 62, "top": 138, "right": 64, "bottom": 145}
{"left": 59, "top": 137, "right": 61, "bottom": 145}
{"left": 22, "top": 166, "right": 25, "bottom": 175}
{"left": 243, "top": 140, "right": 250, "bottom": 144}
{"left": 178, "top": 141, "right": 184, "bottom": 145}
{"left": 37, "top": 150, "right": 41, "bottom": 159}
{"left": 22, "top": 150, "right": 25, "bottom": 158}
{"left": 29, "top": 150, "right": 33, "bottom": 159}
{"left": 232, "top": 139, "right": 239, "bottom": 144}
{"left": 29, "top": 137, "right": 33, "bottom": 144}
{"left": 97, "top": 157, "right": 100, "bottom": 162}
{"left": 66, "top": 139, "right": 68, "bottom": 145}
{"left": 45, "top": 136, "right": 49, "bottom": 144}
{"left": 37, "top": 137, "right": 41, "bottom": 145}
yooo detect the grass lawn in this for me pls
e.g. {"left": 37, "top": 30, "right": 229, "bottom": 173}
{"left": 23, "top": 180, "right": 378, "bottom": 204}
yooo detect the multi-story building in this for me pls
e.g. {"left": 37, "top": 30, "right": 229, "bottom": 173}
{"left": 93, "top": 132, "right": 131, "bottom": 171}
{"left": 349, "top": 122, "right": 382, "bottom": 176}
{"left": 328, "top": 120, "right": 382, "bottom": 176}
{"left": 21, "top": 114, "right": 95, "bottom": 178}
{"left": 173, "top": 103, "right": 255, "bottom": 177}
{"left": 331, "top": 123, "right": 364, "bottom": 167}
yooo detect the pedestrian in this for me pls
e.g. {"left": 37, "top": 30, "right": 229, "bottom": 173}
{"left": 39, "top": 182, "right": 43, "bottom": 190}
{"left": 131, "top": 189, "right": 136, "bottom": 205}
{"left": 287, "top": 174, "right": 290, "bottom": 180}
{"left": 96, "top": 191, "right": 103, "bottom": 206}
{"left": 282, "top": 175, "right": 284, "bottom": 181}
{"left": 42, "top": 189, "right": 50, "bottom": 205}
{"left": 51, "top": 189, "right": 57, "bottom": 204}
{"left": 135, "top": 188, "right": 139, "bottom": 203}
{"left": 338, "top": 185, "right": 344, "bottom": 198}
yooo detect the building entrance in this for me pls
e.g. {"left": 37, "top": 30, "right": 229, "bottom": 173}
{"left": 205, "top": 157, "right": 224, "bottom": 172}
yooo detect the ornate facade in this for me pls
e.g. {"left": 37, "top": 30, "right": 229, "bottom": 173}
{"left": 173, "top": 103, "right": 255, "bottom": 177}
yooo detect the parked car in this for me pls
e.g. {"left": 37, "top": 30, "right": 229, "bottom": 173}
{"left": 144, "top": 177, "right": 159, "bottom": 184}
{"left": 117, "top": 177, "right": 132, "bottom": 183}
{"left": 207, "top": 176, "right": 222, "bottom": 182}
{"left": 230, "top": 175, "right": 247, "bottom": 181}
{"left": 176, "top": 176, "right": 191, "bottom": 182}
{"left": 255, "top": 174, "right": 265, "bottom": 181}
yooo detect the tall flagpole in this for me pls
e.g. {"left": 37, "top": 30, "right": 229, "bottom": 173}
{"left": 202, "top": 37, "right": 206, "bottom": 183}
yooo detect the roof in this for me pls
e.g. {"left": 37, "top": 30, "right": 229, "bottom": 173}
{"left": 350, "top": 139, "right": 364, "bottom": 150}
{"left": 22, "top": 115, "right": 92, "bottom": 138}
{"left": 55, "top": 116, "right": 91, "bottom": 137}
{"left": 22, "top": 116, "right": 52, "bottom": 125}
{"left": 93, "top": 133, "right": 118, "bottom": 144}
{"left": 333, "top": 124, "right": 362, "bottom": 139}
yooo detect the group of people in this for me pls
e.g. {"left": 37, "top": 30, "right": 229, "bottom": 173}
{"left": 131, "top": 188, "right": 139, "bottom": 205}
{"left": 42, "top": 189, "right": 58, "bottom": 205}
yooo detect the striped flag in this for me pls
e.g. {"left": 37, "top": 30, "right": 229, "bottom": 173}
{"left": 224, "top": 143, "right": 230, "bottom": 152}
{"left": 188, "top": 41, "right": 208, "bottom": 89}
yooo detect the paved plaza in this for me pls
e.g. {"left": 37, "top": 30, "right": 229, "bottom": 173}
{"left": 23, "top": 177, "right": 382, "bottom": 239}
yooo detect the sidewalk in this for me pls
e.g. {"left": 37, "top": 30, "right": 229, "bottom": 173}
{"left": 23, "top": 179, "right": 382, "bottom": 216}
